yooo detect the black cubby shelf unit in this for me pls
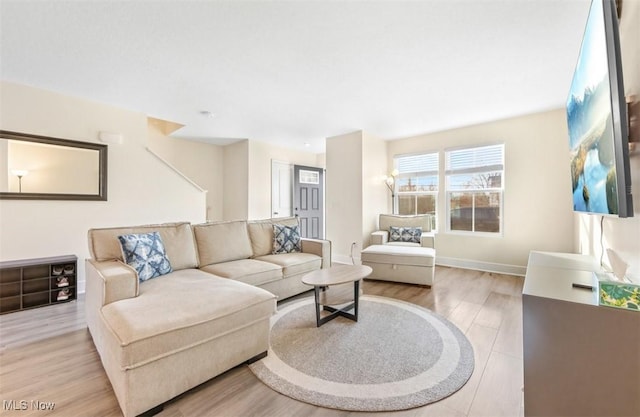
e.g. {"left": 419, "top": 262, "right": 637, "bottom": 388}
{"left": 0, "top": 255, "right": 77, "bottom": 314}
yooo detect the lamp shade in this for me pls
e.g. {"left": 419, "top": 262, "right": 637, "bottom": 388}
{"left": 11, "top": 169, "right": 29, "bottom": 177}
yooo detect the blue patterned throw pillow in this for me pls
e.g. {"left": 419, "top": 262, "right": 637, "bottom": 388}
{"left": 118, "top": 232, "right": 173, "bottom": 282}
{"left": 389, "top": 226, "right": 422, "bottom": 243}
{"left": 273, "top": 224, "right": 302, "bottom": 254}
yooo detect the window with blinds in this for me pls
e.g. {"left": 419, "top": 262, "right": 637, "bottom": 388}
{"left": 445, "top": 144, "right": 504, "bottom": 234}
{"left": 394, "top": 152, "right": 439, "bottom": 227}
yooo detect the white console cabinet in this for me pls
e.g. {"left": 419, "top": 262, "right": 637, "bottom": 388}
{"left": 523, "top": 251, "right": 640, "bottom": 417}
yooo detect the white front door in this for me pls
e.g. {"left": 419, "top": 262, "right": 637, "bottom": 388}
{"left": 271, "top": 160, "right": 293, "bottom": 218}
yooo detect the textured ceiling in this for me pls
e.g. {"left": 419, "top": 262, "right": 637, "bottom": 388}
{"left": 0, "top": 0, "right": 591, "bottom": 153}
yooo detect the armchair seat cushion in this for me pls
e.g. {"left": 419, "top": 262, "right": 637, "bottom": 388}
{"left": 361, "top": 244, "right": 435, "bottom": 286}
{"left": 361, "top": 244, "right": 435, "bottom": 267}
{"left": 100, "top": 269, "right": 276, "bottom": 370}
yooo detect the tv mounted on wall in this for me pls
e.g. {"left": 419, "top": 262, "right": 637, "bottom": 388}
{"left": 566, "top": 0, "right": 633, "bottom": 218}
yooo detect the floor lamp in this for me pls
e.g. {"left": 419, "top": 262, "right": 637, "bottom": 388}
{"left": 11, "top": 169, "right": 28, "bottom": 193}
{"left": 385, "top": 170, "right": 398, "bottom": 213}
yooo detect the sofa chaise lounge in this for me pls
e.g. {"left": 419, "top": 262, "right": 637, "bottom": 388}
{"left": 85, "top": 217, "right": 330, "bottom": 417}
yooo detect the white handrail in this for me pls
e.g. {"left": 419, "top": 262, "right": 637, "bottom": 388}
{"left": 145, "top": 147, "right": 207, "bottom": 193}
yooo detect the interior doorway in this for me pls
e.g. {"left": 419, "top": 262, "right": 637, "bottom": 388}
{"left": 271, "top": 160, "right": 293, "bottom": 218}
{"left": 271, "top": 161, "right": 325, "bottom": 239}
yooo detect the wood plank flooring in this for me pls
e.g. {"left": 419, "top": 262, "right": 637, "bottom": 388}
{"left": 0, "top": 266, "right": 525, "bottom": 417}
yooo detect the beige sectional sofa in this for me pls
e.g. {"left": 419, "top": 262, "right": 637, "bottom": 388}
{"left": 85, "top": 217, "right": 330, "bottom": 417}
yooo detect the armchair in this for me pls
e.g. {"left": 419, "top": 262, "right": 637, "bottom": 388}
{"left": 361, "top": 214, "right": 436, "bottom": 286}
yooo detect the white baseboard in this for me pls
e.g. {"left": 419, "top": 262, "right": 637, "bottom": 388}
{"left": 333, "top": 253, "right": 525, "bottom": 276}
{"left": 332, "top": 254, "right": 359, "bottom": 265}
{"left": 436, "top": 256, "right": 526, "bottom": 276}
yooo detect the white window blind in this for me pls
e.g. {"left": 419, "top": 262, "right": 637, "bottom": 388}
{"left": 397, "top": 152, "right": 439, "bottom": 176}
{"left": 395, "top": 152, "right": 439, "bottom": 192}
{"left": 446, "top": 144, "right": 504, "bottom": 175}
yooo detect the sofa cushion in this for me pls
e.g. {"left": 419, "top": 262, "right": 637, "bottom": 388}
{"left": 100, "top": 268, "right": 276, "bottom": 370}
{"left": 361, "top": 244, "right": 435, "bottom": 267}
{"left": 247, "top": 219, "right": 274, "bottom": 257}
{"left": 200, "top": 259, "right": 282, "bottom": 287}
{"left": 118, "top": 232, "right": 173, "bottom": 281}
{"left": 273, "top": 224, "right": 302, "bottom": 254}
{"left": 193, "top": 220, "right": 253, "bottom": 266}
{"left": 88, "top": 222, "right": 198, "bottom": 271}
{"left": 248, "top": 217, "right": 299, "bottom": 257}
{"left": 255, "top": 253, "right": 322, "bottom": 278}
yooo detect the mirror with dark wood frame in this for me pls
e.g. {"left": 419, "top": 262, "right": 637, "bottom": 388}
{"left": 0, "top": 130, "right": 108, "bottom": 201}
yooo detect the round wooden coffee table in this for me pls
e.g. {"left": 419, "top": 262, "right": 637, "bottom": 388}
{"left": 302, "top": 264, "right": 372, "bottom": 327}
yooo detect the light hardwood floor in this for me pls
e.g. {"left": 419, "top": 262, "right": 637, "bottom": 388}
{"left": 0, "top": 266, "right": 524, "bottom": 417}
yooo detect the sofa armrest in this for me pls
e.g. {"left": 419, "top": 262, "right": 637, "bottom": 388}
{"left": 86, "top": 259, "right": 139, "bottom": 307}
{"left": 85, "top": 259, "right": 138, "bottom": 345}
{"left": 371, "top": 231, "right": 388, "bottom": 245}
{"left": 421, "top": 232, "right": 436, "bottom": 248}
{"left": 301, "top": 238, "right": 332, "bottom": 269}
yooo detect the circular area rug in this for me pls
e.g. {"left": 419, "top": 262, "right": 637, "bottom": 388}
{"left": 249, "top": 295, "right": 474, "bottom": 411}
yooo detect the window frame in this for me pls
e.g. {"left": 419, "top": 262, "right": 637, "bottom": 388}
{"left": 444, "top": 143, "right": 505, "bottom": 237}
{"left": 393, "top": 151, "right": 439, "bottom": 231}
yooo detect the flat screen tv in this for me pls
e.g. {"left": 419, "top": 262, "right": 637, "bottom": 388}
{"left": 566, "top": 0, "right": 633, "bottom": 218}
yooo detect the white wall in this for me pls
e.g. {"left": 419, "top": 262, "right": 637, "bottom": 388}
{"left": 326, "top": 130, "right": 388, "bottom": 263}
{"left": 223, "top": 140, "right": 249, "bottom": 220}
{"left": 220, "top": 139, "right": 322, "bottom": 221}
{"left": 148, "top": 121, "right": 224, "bottom": 221}
{"left": 0, "top": 82, "right": 206, "bottom": 292}
{"left": 361, "top": 131, "right": 389, "bottom": 248}
{"left": 247, "top": 139, "right": 321, "bottom": 220}
{"left": 577, "top": 1, "right": 640, "bottom": 282}
{"left": 149, "top": 130, "right": 323, "bottom": 223}
{"left": 326, "top": 131, "right": 364, "bottom": 263}
{"left": 387, "top": 109, "right": 575, "bottom": 272}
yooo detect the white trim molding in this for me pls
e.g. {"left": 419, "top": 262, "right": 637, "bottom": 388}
{"left": 334, "top": 253, "right": 525, "bottom": 276}
{"left": 145, "top": 147, "right": 207, "bottom": 193}
{"left": 332, "top": 254, "right": 360, "bottom": 266}
{"left": 436, "top": 256, "right": 526, "bottom": 276}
